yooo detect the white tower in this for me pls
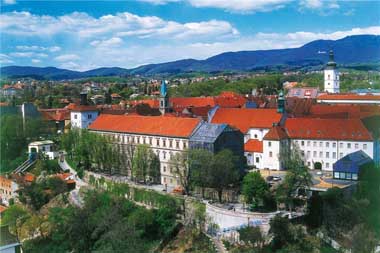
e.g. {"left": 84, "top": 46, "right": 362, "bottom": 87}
{"left": 324, "top": 50, "right": 340, "bottom": 93}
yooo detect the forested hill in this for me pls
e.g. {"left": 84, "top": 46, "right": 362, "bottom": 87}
{"left": 1, "top": 35, "right": 379, "bottom": 80}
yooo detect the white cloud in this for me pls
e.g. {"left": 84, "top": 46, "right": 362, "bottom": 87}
{"left": 0, "top": 54, "right": 14, "bottom": 64}
{"left": 9, "top": 52, "right": 48, "bottom": 58}
{"left": 188, "top": 0, "right": 291, "bottom": 12}
{"left": 0, "top": 11, "right": 238, "bottom": 40}
{"left": 3, "top": 0, "right": 16, "bottom": 5}
{"left": 90, "top": 37, "right": 123, "bottom": 47}
{"left": 31, "top": 59, "right": 41, "bottom": 63}
{"left": 54, "top": 54, "right": 80, "bottom": 62}
{"left": 299, "top": 0, "right": 340, "bottom": 13}
{"left": 59, "top": 61, "right": 80, "bottom": 70}
{"left": 15, "top": 45, "right": 61, "bottom": 52}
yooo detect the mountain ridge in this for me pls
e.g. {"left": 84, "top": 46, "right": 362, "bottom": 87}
{"left": 1, "top": 35, "right": 379, "bottom": 80}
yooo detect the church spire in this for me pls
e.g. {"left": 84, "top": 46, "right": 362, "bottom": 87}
{"left": 160, "top": 80, "right": 167, "bottom": 97}
{"left": 159, "top": 80, "right": 170, "bottom": 115}
{"left": 326, "top": 50, "right": 337, "bottom": 69}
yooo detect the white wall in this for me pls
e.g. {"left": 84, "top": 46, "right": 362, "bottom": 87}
{"left": 245, "top": 152, "right": 263, "bottom": 169}
{"left": 262, "top": 140, "right": 282, "bottom": 170}
{"left": 292, "top": 139, "right": 374, "bottom": 171}
{"left": 324, "top": 69, "right": 339, "bottom": 93}
{"left": 245, "top": 128, "right": 270, "bottom": 142}
{"left": 71, "top": 111, "right": 98, "bottom": 129}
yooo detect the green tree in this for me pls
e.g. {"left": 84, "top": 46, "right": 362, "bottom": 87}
{"left": 209, "top": 149, "right": 240, "bottom": 203}
{"left": 239, "top": 226, "right": 264, "bottom": 248}
{"left": 1, "top": 204, "right": 30, "bottom": 240}
{"left": 189, "top": 149, "right": 214, "bottom": 197}
{"left": 269, "top": 215, "right": 292, "bottom": 250}
{"left": 170, "top": 151, "right": 191, "bottom": 194}
{"left": 132, "top": 145, "right": 150, "bottom": 182}
{"left": 241, "top": 172, "right": 269, "bottom": 209}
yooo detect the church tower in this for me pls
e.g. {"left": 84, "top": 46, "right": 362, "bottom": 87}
{"left": 324, "top": 50, "right": 340, "bottom": 93}
{"left": 159, "top": 80, "right": 170, "bottom": 115}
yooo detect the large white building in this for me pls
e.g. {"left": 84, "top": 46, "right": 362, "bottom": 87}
{"left": 70, "top": 92, "right": 99, "bottom": 129}
{"left": 324, "top": 50, "right": 340, "bottom": 93}
{"left": 209, "top": 107, "right": 284, "bottom": 168}
{"left": 89, "top": 114, "right": 202, "bottom": 187}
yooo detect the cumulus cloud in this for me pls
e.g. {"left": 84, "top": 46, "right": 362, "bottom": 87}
{"left": 9, "top": 52, "right": 48, "bottom": 58}
{"left": 90, "top": 37, "right": 123, "bottom": 47}
{"left": 0, "top": 11, "right": 238, "bottom": 40}
{"left": 31, "top": 59, "right": 41, "bottom": 63}
{"left": 188, "top": 0, "right": 291, "bottom": 12}
{"left": 0, "top": 54, "right": 14, "bottom": 64}
{"left": 3, "top": 0, "right": 16, "bottom": 5}
{"left": 16, "top": 45, "right": 61, "bottom": 52}
{"left": 54, "top": 54, "right": 80, "bottom": 62}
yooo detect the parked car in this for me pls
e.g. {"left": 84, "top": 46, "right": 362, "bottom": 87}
{"left": 272, "top": 176, "right": 282, "bottom": 181}
{"left": 266, "top": 176, "right": 274, "bottom": 181}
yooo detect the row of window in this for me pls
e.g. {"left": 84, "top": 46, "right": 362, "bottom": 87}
{"left": 73, "top": 114, "right": 93, "bottom": 120}
{"left": 295, "top": 140, "right": 367, "bottom": 150}
{"left": 110, "top": 133, "right": 187, "bottom": 149}
{"left": 162, "top": 176, "right": 179, "bottom": 185}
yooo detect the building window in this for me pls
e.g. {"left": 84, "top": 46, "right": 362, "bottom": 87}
{"left": 347, "top": 143, "right": 351, "bottom": 149}
{"left": 163, "top": 152, "right": 166, "bottom": 160}
{"left": 254, "top": 134, "right": 258, "bottom": 138}
{"left": 143, "top": 137, "right": 146, "bottom": 144}
{"left": 301, "top": 151, "right": 305, "bottom": 157}
{"left": 88, "top": 114, "right": 92, "bottom": 119}
{"left": 156, "top": 138, "right": 160, "bottom": 146}
{"left": 170, "top": 178, "right": 173, "bottom": 184}
{"left": 301, "top": 141, "right": 305, "bottom": 146}
{"left": 183, "top": 142, "right": 187, "bottom": 149}
{"left": 269, "top": 151, "right": 273, "bottom": 157}
{"left": 333, "top": 142, "right": 336, "bottom": 148}
{"left": 149, "top": 137, "right": 152, "bottom": 145}
{"left": 355, "top": 143, "right": 359, "bottom": 149}
{"left": 313, "top": 151, "right": 317, "bottom": 157}
{"left": 333, "top": 152, "right": 336, "bottom": 159}
{"left": 307, "top": 141, "right": 310, "bottom": 147}
{"left": 326, "top": 152, "right": 329, "bottom": 158}
{"left": 307, "top": 151, "right": 310, "bottom": 157}
{"left": 319, "top": 151, "right": 323, "bottom": 158}
{"left": 268, "top": 142, "right": 272, "bottom": 147}
{"left": 339, "top": 143, "right": 343, "bottom": 148}
{"left": 326, "top": 163, "right": 329, "bottom": 169}
{"left": 326, "top": 142, "right": 329, "bottom": 148}
{"left": 363, "top": 144, "right": 367, "bottom": 150}
{"left": 307, "top": 162, "right": 311, "bottom": 166}
{"left": 176, "top": 141, "right": 179, "bottom": 149}
{"left": 163, "top": 166, "right": 166, "bottom": 172}
{"left": 319, "top": 142, "right": 323, "bottom": 147}
{"left": 74, "top": 114, "right": 77, "bottom": 119}
{"left": 256, "top": 157, "right": 259, "bottom": 163}
{"left": 313, "top": 141, "right": 316, "bottom": 147}
{"left": 163, "top": 139, "right": 166, "bottom": 147}
{"left": 340, "top": 152, "right": 343, "bottom": 158}
{"left": 169, "top": 140, "right": 173, "bottom": 148}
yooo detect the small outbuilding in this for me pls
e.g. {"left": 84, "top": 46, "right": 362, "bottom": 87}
{"left": 333, "top": 150, "right": 373, "bottom": 181}
{"left": 28, "top": 140, "right": 57, "bottom": 160}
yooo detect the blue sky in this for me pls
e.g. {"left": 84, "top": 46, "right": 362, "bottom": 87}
{"left": 1, "top": 0, "right": 379, "bottom": 70}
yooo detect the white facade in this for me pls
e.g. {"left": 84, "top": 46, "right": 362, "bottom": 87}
{"left": 291, "top": 139, "right": 374, "bottom": 171}
{"left": 28, "top": 140, "right": 57, "bottom": 159}
{"left": 90, "top": 130, "right": 189, "bottom": 188}
{"left": 71, "top": 110, "right": 98, "bottom": 129}
{"left": 324, "top": 68, "right": 340, "bottom": 93}
{"left": 262, "top": 140, "right": 288, "bottom": 170}
{"left": 245, "top": 128, "right": 270, "bottom": 142}
{"left": 245, "top": 151, "right": 263, "bottom": 169}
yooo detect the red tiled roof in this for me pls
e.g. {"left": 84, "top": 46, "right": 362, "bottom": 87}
{"left": 89, "top": 114, "right": 201, "bottom": 138}
{"left": 171, "top": 97, "right": 216, "bottom": 108}
{"left": 310, "top": 104, "right": 380, "bottom": 119}
{"left": 39, "top": 108, "right": 70, "bottom": 121}
{"left": 0, "top": 205, "right": 7, "bottom": 214}
{"left": 285, "top": 118, "right": 373, "bottom": 141}
{"left": 211, "top": 108, "right": 282, "bottom": 133}
{"left": 24, "top": 173, "right": 35, "bottom": 182}
{"left": 244, "top": 139, "right": 263, "bottom": 153}
{"left": 55, "top": 173, "right": 73, "bottom": 181}
{"left": 264, "top": 126, "right": 288, "bottom": 140}
{"left": 71, "top": 104, "right": 98, "bottom": 112}
{"left": 318, "top": 93, "right": 380, "bottom": 101}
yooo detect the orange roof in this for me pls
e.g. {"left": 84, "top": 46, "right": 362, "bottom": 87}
{"left": 318, "top": 93, "right": 380, "bottom": 101}
{"left": 89, "top": 114, "right": 201, "bottom": 138}
{"left": 285, "top": 118, "right": 373, "bottom": 141}
{"left": 111, "top": 93, "right": 122, "bottom": 98}
{"left": 71, "top": 104, "right": 98, "bottom": 112}
{"left": 0, "top": 205, "right": 7, "bottom": 214}
{"left": 0, "top": 102, "right": 9, "bottom": 107}
{"left": 244, "top": 139, "right": 263, "bottom": 153}
{"left": 24, "top": 173, "right": 35, "bottom": 182}
{"left": 211, "top": 108, "right": 282, "bottom": 133}
{"left": 39, "top": 108, "right": 70, "bottom": 121}
{"left": 171, "top": 97, "right": 216, "bottom": 108}
{"left": 55, "top": 173, "right": 73, "bottom": 181}
{"left": 310, "top": 104, "right": 380, "bottom": 119}
{"left": 264, "top": 126, "right": 288, "bottom": 140}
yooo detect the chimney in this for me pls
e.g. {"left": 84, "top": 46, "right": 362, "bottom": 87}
{"left": 80, "top": 92, "right": 88, "bottom": 105}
